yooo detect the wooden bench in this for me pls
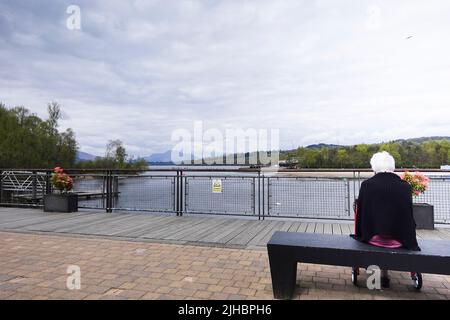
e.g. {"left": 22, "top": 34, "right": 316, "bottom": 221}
{"left": 267, "top": 231, "right": 450, "bottom": 299}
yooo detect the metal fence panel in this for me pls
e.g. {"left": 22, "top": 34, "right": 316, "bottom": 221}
{"left": 349, "top": 176, "right": 450, "bottom": 224}
{"left": 267, "top": 177, "right": 351, "bottom": 219}
{"left": 111, "top": 175, "right": 175, "bottom": 212}
{"left": 75, "top": 174, "right": 176, "bottom": 212}
{"left": 73, "top": 174, "right": 107, "bottom": 209}
{"left": 0, "top": 171, "right": 47, "bottom": 206}
{"left": 413, "top": 177, "right": 450, "bottom": 223}
{"left": 184, "top": 176, "right": 255, "bottom": 215}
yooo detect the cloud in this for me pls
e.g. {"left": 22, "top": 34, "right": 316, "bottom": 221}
{"left": 1, "top": 0, "right": 450, "bottom": 156}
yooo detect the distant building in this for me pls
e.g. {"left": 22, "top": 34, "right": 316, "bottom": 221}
{"left": 441, "top": 165, "right": 450, "bottom": 170}
{"left": 279, "top": 158, "right": 300, "bottom": 169}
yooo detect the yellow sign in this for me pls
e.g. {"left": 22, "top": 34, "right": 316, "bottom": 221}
{"left": 212, "top": 179, "right": 222, "bottom": 193}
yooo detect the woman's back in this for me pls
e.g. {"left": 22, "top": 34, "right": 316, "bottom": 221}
{"left": 355, "top": 172, "right": 420, "bottom": 251}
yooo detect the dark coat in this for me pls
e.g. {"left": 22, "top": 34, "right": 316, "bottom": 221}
{"left": 353, "top": 172, "right": 420, "bottom": 251}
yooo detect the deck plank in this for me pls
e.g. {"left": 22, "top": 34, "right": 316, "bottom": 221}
{"left": 315, "top": 223, "right": 324, "bottom": 234}
{"left": 247, "top": 221, "right": 283, "bottom": 246}
{"left": 287, "top": 222, "right": 301, "bottom": 232}
{"left": 160, "top": 217, "right": 213, "bottom": 240}
{"left": 201, "top": 219, "right": 251, "bottom": 243}
{"left": 228, "top": 220, "right": 273, "bottom": 245}
{"left": 332, "top": 223, "right": 342, "bottom": 235}
{"left": 1, "top": 208, "right": 448, "bottom": 249}
{"left": 110, "top": 215, "right": 174, "bottom": 236}
{"left": 52, "top": 214, "right": 127, "bottom": 233}
{"left": 257, "top": 221, "right": 287, "bottom": 245}
{"left": 305, "top": 222, "right": 316, "bottom": 233}
{"left": 296, "top": 222, "right": 308, "bottom": 233}
{"left": 216, "top": 220, "right": 259, "bottom": 244}
{"left": 340, "top": 224, "right": 352, "bottom": 235}
{"left": 172, "top": 217, "right": 231, "bottom": 241}
{"left": 20, "top": 213, "right": 103, "bottom": 231}
{"left": 183, "top": 218, "right": 238, "bottom": 242}
{"left": 140, "top": 216, "right": 200, "bottom": 239}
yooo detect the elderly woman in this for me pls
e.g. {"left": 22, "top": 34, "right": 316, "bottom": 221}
{"left": 353, "top": 151, "right": 420, "bottom": 287}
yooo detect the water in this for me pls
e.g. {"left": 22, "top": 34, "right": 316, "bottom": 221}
{"left": 75, "top": 168, "right": 450, "bottom": 223}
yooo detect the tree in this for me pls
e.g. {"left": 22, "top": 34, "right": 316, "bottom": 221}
{"left": 0, "top": 102, "right": 78, "bottom": 168}
{"left": 47, "top": 101, "right": 61, "bottom": 131}
{"left": 105, "top": 140, "right": 128, "bottom": 168}
{"left": 280, "top": 138, "right": 450, "bottom": 169}
{"left": 58, "top": 128, "right": 78, "bottom": 167}
{"left": 336, "top": 149, "right": 349, "bottom": 168}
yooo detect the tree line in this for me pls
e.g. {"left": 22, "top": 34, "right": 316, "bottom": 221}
{"left": 0, "top": 102, "right": 77, "bottom": 168}
{"left": 0, "top": 102, "right": 147, "bottom": 169}
{"left": 282, "top": 139, "right": 450, "bottom": 169}
{"left": 75, "top": 139, "right": 148, "bottom": 170}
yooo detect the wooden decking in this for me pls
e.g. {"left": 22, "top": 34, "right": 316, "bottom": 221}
{"left": 0, "top": 207, "right": 449, "bottom": 250}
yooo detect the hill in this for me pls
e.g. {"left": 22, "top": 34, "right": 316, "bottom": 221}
{"left": 144, "top": 150, "right": 174, "bottom": 164}
{"left": 282, "top": 136, "right": 450, "bottom": 168}
{"left": 75, "top": 151, "right": 97, "bottom": 162}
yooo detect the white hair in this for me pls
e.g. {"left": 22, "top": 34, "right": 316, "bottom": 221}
{"left": 370, "top": 151, "right": 395, "bottom": 173}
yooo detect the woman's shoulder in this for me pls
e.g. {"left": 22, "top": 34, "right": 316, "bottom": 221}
{"left": 399, "top": 178, "right": 412, "bottom": 191}
{"left": 364, "top": 172, "right": 407, "bottom": 186}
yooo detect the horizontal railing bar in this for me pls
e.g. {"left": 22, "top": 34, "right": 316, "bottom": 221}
{"left": 266, "top": 214, "right": 354, "bottom": 221}
{"left": 1, "top": 168, "right": 450, "bottom": 173}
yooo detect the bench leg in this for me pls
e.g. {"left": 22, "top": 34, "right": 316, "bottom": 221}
{"left": 268, "top": 250, "right": 297, "bottom": 299}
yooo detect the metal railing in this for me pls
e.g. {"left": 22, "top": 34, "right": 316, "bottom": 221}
{"left": 0, "top": 170, "right": 49, "bottom": 207}
{"left": 1, "top": 168, "right": 449, "bottom": 223}
{"left": 266, "top": 177, "right": 352, "bottom": 219}
{"left": 184, "top": 176, "right": 256, "bottom": 216}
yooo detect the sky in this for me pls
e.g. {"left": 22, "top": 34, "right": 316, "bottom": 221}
{"left": 1, "top": 0, "right": 450, "bottom": 157}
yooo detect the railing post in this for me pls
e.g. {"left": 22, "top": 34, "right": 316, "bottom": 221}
{"left": 257, "top": 171, "right": 261, "bottom": 220}
{"left": 102, "top": 174, "right": 107, "bottom": 210}
{"left": 0, "top": 170, "right": 3, "bottom": 204}
{"left": 345, "top": 178, "right": 351, "bottom": 216}
{"left": 252, "top": 176, "right": 256, "bottom": 219}
{"left": 110, "top": 170, "right": 114, "bottom": 212}
{"left": 115, "top": 175, "right": 119, "bottom": 198}
{"left": 105, "top": 171, "right": 109, "bottom": 212}
{"left": 111, "top": 171, "right": 116, "bottom": 209}
{"left": 179, "top": 170, "right": 184, "bottom": 217}
{"left": 262, "top": 175, "right": 265, "bottom": 220}
{"left": 106, "top": 170, "right": 113, "bottom": 213}
{"left": 175, "top": 170, "right": 180, "bottom": 216}
{"left": 32, "top": 170, "right": 37, "bottom": 203}
{"left": 45, "top": 170, "right": 52, "bottom": 195}
{"left": 173, "top": 175, "right": 177, "bottom": 213}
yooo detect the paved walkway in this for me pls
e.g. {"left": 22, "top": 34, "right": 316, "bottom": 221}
{"left": 1, "top": 208, "right": 449, "bottom": 250}
{"left": 1, "top": 207, "right": 450, "bottom": 300}
{"left": 1, "top": 231, "right": 450, "bottom": 300}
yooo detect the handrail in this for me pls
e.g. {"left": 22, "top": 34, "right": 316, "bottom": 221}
{"left": 1, "top": 167, "right": 449, "bottom": 173}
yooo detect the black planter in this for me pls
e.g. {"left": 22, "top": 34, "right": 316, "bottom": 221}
{"left": 44, "top": 194, "right": 78, "bottom": 213}
{"left": 413, "top": 203, "right": 434, "bottom": 230}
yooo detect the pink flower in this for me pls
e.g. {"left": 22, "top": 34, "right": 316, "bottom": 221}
{"left": 54, "top": 167, "right": 63, "bottom": 173}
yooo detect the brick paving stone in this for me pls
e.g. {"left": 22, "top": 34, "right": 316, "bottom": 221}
{"left": 0, "top": 231, "right": 449, "bottom": 300}
{"left": 223, "top": 286, "right": 240, "bottom": 295}
{"left": 141, "top": 292, "right": 161, "bottom": 300}
{"left": 193, "top": 290, "right": 212, "bottom": 299}
{"left": 210, "top": 292, "right": 230, "bottom": 299}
